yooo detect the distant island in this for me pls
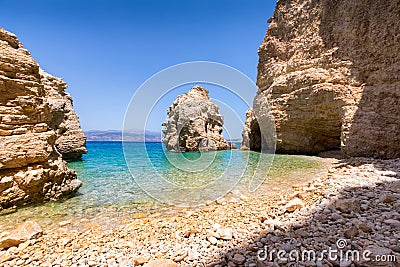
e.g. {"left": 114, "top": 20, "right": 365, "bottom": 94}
{"left": 227, "top": 139, "right": 242, "bottom": 142}
{"left": 85, "top": 130, "right": 238, "bottom": 143}
{"left": 85, "top": 130, "right": 162, "bottom": 142}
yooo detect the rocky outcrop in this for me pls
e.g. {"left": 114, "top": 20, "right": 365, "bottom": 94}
{"left": 41, "top": 70, "right": 87, "bottom": 159}
{"left": 246, "top": 0, "right": 400, "bottom": 158}
{"left": 0, "top": 221, "right": 42, "bottom": 250}
{"left": 162, "top": 86, "right": 229, "bottom": 152}
{"left": 240, "top": 109, "right": 259, "bottom": 151}
{"left": 0, "top": 27, "right": 85, "bottom": 209}
{"left": 240, "top": 104, "right": 276, "bottom": 153}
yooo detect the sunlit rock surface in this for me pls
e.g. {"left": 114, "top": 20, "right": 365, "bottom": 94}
{"left": 162, "top": 86, "right": 229, "bottom": 152}
{"left": 244, "top": 0, "right": 400, "bottom": 158}
{"left": 0, "top": 27, "right": 85, "bottom": 209}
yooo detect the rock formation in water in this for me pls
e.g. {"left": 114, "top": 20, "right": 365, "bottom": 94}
{"left": 243, "top": 0, "right": 400, "bottom": 158}
{"left": 0, "top": 27, "right": 86, "bottom": 209}
{"left": 240, "top": 109, "right": 260, "bottom": 151}
{"left": 41, "top": 70, "right": 87, "bottom": 159}
{"left": 162, "top": 86, "right": 229, "bottom": 152}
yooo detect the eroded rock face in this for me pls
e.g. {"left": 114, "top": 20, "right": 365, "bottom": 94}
{"left": 240, "top": 109, "right": 260, "bottom": 151}
{"left": 162, "top": 86, "right": 229, "bottom": 152}
{"left": 41, "top": 70, "right": 87, "bottom": 159}
{"left": 0, "top": 221, "right": 42, "bottom": 250}
{"left": 248, "top": 0, "right": 400, "bottom": 158}
{"left": 240, "top": 104, "right": 276, "bottom": 153}
{"left": 0, "top": 27, "right": 85, "bottom": 209}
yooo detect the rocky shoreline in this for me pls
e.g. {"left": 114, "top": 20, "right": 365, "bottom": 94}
{"left": 0, "top": 156, "right": 398, "bottom": 266}
{"left": 0, "top": 27, "right": 86, "bottom": 209}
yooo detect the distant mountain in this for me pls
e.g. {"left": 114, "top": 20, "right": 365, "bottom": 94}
{"left": 85, "top": 130, "right": 162, "bottom": 142}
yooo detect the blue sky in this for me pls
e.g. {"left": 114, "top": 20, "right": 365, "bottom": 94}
{"left": 0, "top": 0, "right": 276, "bottom": 139}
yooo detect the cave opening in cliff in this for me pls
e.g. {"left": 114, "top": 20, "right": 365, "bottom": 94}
{"left": 249, "top": 119, "right": 262, "bottom": 152}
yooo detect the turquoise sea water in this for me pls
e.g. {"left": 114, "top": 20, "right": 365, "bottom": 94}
{"left": 70, "top": 141, "right": 270, "bottom": 207}
{"left": 0, "top": 141, "right": 323, "bottom": 229}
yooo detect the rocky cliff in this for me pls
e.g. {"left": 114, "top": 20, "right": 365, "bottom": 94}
{"left": 240, "top": 109, "right": 260, "bottom": 151}
{"left": 0, "top": 27, "right": 86, "bottom": 209}
{"left": 162, "top": 86, "right": 229, "bottom": 152}
{"left": 41, "top": 70, "right": 87, "bottom": 159}
{"left": 244, "top": 0, "right": 400, "bottom": 158}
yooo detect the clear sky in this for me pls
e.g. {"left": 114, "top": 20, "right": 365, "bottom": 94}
{"left": 0, "top": 0, "right": 276, "bottom": 139}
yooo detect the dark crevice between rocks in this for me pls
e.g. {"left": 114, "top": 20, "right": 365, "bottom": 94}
{"left": 249, "top": 119, "right": 262, "bottom": 152}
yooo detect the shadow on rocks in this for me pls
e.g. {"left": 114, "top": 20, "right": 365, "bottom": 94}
{"left": 206, "top": 158, "right": 400, "bottom": 267}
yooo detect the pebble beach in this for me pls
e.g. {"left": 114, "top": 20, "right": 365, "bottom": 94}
{"left": 1, "top": 156, "right": 399, "bottom": 267}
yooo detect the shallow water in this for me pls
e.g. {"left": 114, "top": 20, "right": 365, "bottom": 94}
{"left": 0, "top": 141, "right": 324, "bottom": 230}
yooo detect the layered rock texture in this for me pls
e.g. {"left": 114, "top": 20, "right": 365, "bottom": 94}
{"left": 41, "top": 70, "right": 87, "bottom": 159}
{"left": 162, "top": 86, "right": 229, "bottom": 152}
{"left": 0, "top": 27, "right": 86, "bottom": 209}
{"left": 244, "top": 0, "right": 400, "bottom": 158}
{"left": 0, "top": 221, "right": 42, "bottom": 250}
{"left": 241, "top": 109, "right": 261, "bottom": 151}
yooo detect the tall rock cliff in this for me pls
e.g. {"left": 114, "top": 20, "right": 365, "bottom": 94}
{"left": 162, "top": 86, "right": 229, "bottom": 152}
{"left": 0, "top": 28, "right": 86, "bottom": 209}
{"left": 244, "top": 0, "right": 400, "bottom": 158}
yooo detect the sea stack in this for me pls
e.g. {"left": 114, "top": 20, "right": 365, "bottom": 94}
{"left": 243, "top": 0, "right": 400, "bottom": 158}
{"left": 162, "top": 86, "right": 229, "bottom": 152}
{"left": 0, "top": 27, "right": 86, "bottom": 209}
